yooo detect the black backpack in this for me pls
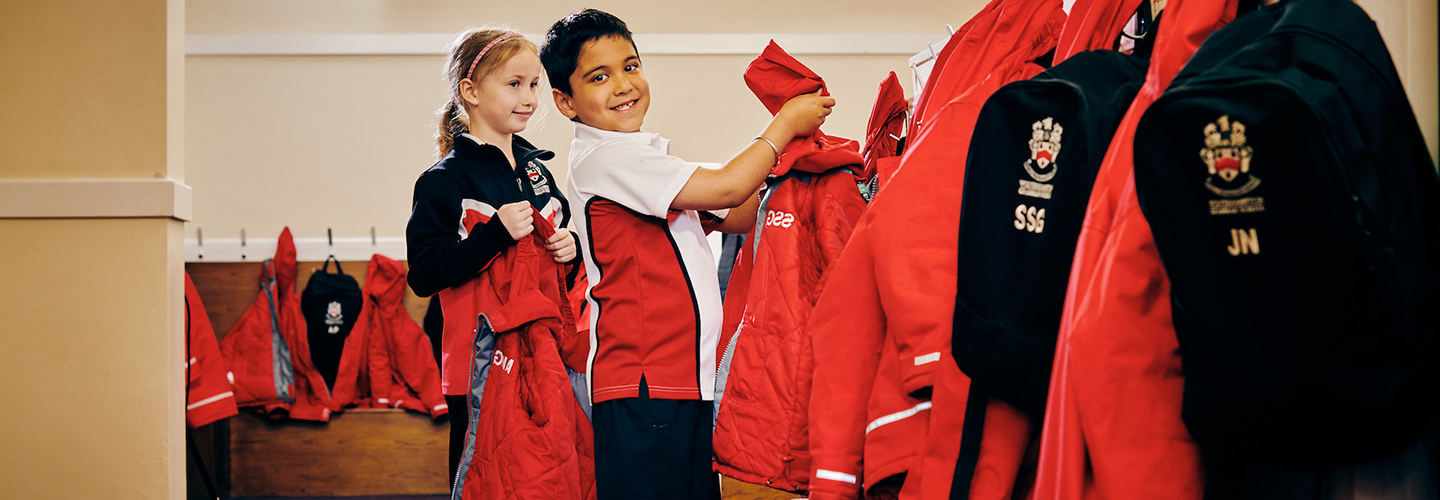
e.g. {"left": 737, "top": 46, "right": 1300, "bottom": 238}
{"left": 1134, "top": 0, "right": 1440, "bottom": 471}
{"left": 951, "top": 50, "right": 1149, "bottom": 417}
{"left": 300, "top": 256, "right": 363, "bottom": 390}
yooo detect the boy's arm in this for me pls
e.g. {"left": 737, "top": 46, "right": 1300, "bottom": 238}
{"left": 671, "top": 92, "right": 834, "bottom": 211}
{"left": 714, "top": 189, "right": 760, "bottom": 234}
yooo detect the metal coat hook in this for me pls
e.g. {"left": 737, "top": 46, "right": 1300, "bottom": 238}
{"left": 197, "top": 227, "right": 204, "bottom": 260}
{"left": 370, "top": 227, "right": 377, "bottom": 249}
{"left": 946, "top": 24, "right": 955, "bottom": 35}
{"left": 240, "top": 228, "right": 247, "bottom": 261}
{"left": 327, "top": 228, "right": 334, "bottom": 255}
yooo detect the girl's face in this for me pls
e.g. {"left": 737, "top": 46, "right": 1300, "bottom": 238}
{"left": 467, "top": 50, "right": 543, "bottom": 142}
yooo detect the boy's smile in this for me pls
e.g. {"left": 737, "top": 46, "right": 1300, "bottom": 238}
{"left": 554, "top": 35, "right": 650, "bottom": 133}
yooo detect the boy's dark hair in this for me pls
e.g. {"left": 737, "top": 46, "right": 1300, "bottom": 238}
{"left": 539, "top": 9, "right": 636, "bottom": 96}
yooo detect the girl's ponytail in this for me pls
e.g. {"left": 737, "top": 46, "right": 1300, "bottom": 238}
{"left": 436, "top": 99, "right": 467, "bottom": 157}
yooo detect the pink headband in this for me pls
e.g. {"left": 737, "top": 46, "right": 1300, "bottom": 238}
{"left": 466, "top": 32, "right": 523, "bottom": 81}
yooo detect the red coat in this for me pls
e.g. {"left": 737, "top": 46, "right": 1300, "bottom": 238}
{"left": 712, "top": 41, "right": 869, "bottom": 493}
{"left": 220, "top": 228, "right": 335, "bottom": 422}
{"left": 1033, "top": 1, "right": 1239, "bottom": 499}
{"left": 807, "top": 1, "right": 1065, "bottom": 498}
{"left": 186, "top": 272, "right": 238, "bottom": 428}
{"left": 862, "top": 72, "right": 907, "bottom": 194}
{"left": 452, "top": 208, "right": 594, "bottom": 500}
{"left": 330, "top": 254, "right": 448, "bottom": 418}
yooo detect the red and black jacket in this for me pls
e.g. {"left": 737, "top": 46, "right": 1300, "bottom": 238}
{"left": 406, "top": 134, "right": 571, "bottom": 396}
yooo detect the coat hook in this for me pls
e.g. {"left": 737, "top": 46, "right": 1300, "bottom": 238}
{"left": 240, "top": 228, "right": 247, "bottom": 261}
{"left": 370, "top": 227, "right": 377, "bottom": 248}
{"left": 327, "top": 228, "right": 334, "bottom": 252}
{"left": 946, "top": 24, "right": 955, "bottom": 35}
{"left": 197, "top": 227, "right": 204, "bottom": 260}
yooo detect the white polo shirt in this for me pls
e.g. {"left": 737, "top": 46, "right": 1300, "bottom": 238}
{"left": 566, "top": 121, "right": 728, "bottom": 404}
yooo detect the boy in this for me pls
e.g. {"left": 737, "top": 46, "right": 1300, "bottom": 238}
{"left": 540, "top": 9, "right": 833, "bottom": 499}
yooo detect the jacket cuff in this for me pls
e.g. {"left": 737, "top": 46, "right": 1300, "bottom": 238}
{"left": 900, "top": 354, "right": 940, "bottom": 398}
{"left": 481, "top": 213, "right": 521, "bottom": 247}
{"left": 808, "top": 467, "right": 863, "bottom": 500}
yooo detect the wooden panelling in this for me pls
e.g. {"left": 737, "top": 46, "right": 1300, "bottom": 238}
{"left": 228, "top": 409, "right": 449, "bottom": 497}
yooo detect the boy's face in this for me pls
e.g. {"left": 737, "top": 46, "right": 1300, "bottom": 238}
{"left": 553, "top": 35, "right": 649, "bottom": 133}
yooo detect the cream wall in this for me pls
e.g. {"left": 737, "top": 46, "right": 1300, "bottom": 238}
{"left": 184, "top": 0, "right": 1438, "bottom": 248}
{"left": 0, "top": 0, "right": 187, "bottom": 499}
{"left": 183, "top": 0, "right": 987, "bottom": 247}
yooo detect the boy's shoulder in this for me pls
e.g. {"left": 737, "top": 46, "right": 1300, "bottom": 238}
{"left": 571, "top": 126, "right": 670, "bottom": 167}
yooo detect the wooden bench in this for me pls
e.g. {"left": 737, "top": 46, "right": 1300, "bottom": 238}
{"left": 185, "top": 260, "right": 793, "bottom": 499}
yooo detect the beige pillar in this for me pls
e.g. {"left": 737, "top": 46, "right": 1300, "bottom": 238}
{"left": 0, "top": 0, "right": 188, "bottom": 498}
{"left": 1360, "top": 0, "right": 1440, "bottom": 165}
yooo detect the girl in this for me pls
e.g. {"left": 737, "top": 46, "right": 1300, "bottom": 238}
{"left": 404, "top": 28, "right": 577, "bottom": 485}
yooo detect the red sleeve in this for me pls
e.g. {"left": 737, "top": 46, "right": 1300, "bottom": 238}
{"left": 390, "top": 311, "right": 450, "bottom": 418}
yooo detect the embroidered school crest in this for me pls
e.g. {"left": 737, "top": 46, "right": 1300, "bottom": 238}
{"left": 1200, "top": 115, "right": 1265, "bottom": 214}
{"left": 325, "top": 301, "right": 344, "bottom": 334}
{"left": 1024, "top": 117, "right": 1063, "bottom": 183}
{"left": 524, "top": 161, "right": 551, "bottom": 195}
{"left": 1019, "top": 117, "right": 1062, "bottom": 200}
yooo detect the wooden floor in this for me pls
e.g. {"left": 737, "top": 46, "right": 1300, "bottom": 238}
{"left": 721, "top": 476, "right": 803, "bottom": 500}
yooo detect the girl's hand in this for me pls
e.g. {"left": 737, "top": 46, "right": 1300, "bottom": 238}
{"left": 498, "top": 202, "right": 534, "bottom": 241}
{"left": 546, "top": 229, "right": 578, "bottom": 263}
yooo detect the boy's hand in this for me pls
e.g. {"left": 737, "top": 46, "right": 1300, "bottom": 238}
{"left": 546, "top": 229, "right": 578, "bottom": 263}
{"left": 773, "top": 91, "right": 835, "bottom": 139}
{"left": 498, "top": 202, "right": 535, "bottom": 241}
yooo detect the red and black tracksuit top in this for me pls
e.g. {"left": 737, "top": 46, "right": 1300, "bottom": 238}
{"left": 405, "top": 134, "right": 572, "bottom": 396}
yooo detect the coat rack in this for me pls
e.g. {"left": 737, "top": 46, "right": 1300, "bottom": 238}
{"left": 185, "top": 227, "right": 407, "bottom": 263}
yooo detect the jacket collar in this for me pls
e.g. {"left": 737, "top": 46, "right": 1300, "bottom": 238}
{"left": 452, "top": 133, "right": 556, "bottom": 167}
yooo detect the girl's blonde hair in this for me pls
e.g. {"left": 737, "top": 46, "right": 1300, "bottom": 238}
{"left": 436, "top": 28, "right": 540, "bottom": 157}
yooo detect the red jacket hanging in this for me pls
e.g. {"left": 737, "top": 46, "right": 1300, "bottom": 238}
{"left": 806, "top": 1, "right": 1065, "bottom": 498}
{"left": 220, "top": 228, "right": 335, "bottom": 422}
{"left": 712, "top": 41, "right": 869, "bottom": 493}
{"left": 1033, "top": 1, "right": 1239, "bottom": 499}
{"left": 906, "top": 37, "right": 1063, "bottom": 500}
{"left": 452, "top": 208, "right": 594, "bottom": 500}
{"left": 330, "top": 254, "right": 449, "bottom": 418}
{"left": 186, "top": 272, "right": 238, "bottom": 428}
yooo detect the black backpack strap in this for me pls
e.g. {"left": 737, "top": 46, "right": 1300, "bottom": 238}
{"left": 948, "top": 388, "right": 990, "bottom": 500}
{"left": 321, "top": 255, "right": 343, "bottom": 274}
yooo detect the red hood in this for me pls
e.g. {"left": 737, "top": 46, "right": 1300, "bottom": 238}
{"left": 269, "top": 227, "right": 297, "bottom": 294}
{"left": 910, "top": 0, "right": 1066, "bottom": 141}
{"left": 1054, "top": 0, "right": 1146, "bottom": 64}
{"left": 908, "top": 0, "right": 1005, "bottom": 138}
{"left": 364, "top": 253, "right": 410, "bottom": 305}
{"left": 744, "top": 41, "right": 863, "bottom": 176}
{"left": 862, "top": 72, "right": 907, "bottom": 181}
